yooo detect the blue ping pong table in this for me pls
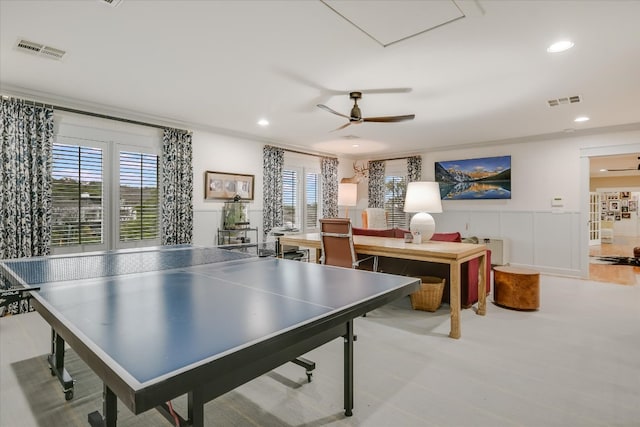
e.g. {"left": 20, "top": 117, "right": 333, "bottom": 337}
{"left": 1, "top": 246, "right": 420, "bottom": 426}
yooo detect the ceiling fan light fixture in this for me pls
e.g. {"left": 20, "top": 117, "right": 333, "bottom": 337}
{"left": 547, "top": 40, "right": 574, "bottom": 53}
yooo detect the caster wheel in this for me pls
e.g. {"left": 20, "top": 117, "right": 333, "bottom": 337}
{"left": 64, "top": 389, "right": 74, "bottom": 401}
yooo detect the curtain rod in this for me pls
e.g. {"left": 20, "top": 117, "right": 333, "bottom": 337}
{"left": 370, "top": 155, "right": 420, "bottom": 162}
{"left": 54, "top": 105, "right": 169, "bottom": 131}
{"left": 273, "top": 145, "right": 337, "bottom": 160}
{"left": 4, "top": 95, "right": 180, "bottom": 132}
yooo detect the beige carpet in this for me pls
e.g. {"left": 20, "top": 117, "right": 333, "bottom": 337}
{"left": 11, "top": 346, "right": 344, "bottom": 427}
{"left": 4, "top": 274, "right": 640, "bottom": 427}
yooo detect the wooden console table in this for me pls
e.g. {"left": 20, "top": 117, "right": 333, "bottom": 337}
{"left": 278, "top": 233, "right": 488, "bottom": 339}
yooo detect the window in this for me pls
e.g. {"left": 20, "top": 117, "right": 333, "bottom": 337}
{"left": 51, "top": 144, "right": 104, "bottom": 247}
{"left": 304, "top": 172, "right": 320, "bottom": 230}
{"left": 51, "top": 125, "right": 161, "bottom": 254}
{"left": 384, "top": 175, "right": 408, "bottom": 228}
{"left": 282, "top": 166, "right": 321, "bottom": 232}
{"left": 119, "top": 151, "right": 159, "bottom": 242}
{"left": 283, "top": 169, "right": 298, "bottom": 229}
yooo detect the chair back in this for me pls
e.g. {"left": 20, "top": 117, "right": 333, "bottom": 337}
{"left": 319, "top": 218, "right": 357, "bottom": 268}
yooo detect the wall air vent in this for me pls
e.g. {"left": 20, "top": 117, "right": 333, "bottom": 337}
{"left": 16, "top": 39, "right": 66, "bottom": 60}
{"left": 547, "top": 95, "right": 582, "bottom": 107}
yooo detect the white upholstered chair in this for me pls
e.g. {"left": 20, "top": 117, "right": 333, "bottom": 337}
{"left": 361, "top": 208, "right": 388, "bottom": 229}
{"left": 600, "top": 220, "right": 614, "bottom": 244}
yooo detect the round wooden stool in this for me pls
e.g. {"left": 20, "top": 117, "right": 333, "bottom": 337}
{"left": 493, "top": 266, "right": 540, "bottom": 310}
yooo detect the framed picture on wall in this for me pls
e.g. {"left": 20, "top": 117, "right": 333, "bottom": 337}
{"left": 434, "top": 155, "right": 511, "bottom": 200}
{"left": 629, "top": 201, "right": 637, "bottom": 212}
{"left": 204, "top": 171, "right": 254, "bottom": 200}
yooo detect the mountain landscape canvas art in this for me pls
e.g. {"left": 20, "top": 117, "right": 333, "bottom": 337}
{"left": 435, "top": 156, "right": 511, "bottom": 200}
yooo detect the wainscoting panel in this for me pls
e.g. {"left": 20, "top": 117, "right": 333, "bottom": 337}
{"left": 434, "top": 211, "right": 470, "bottom": 233}
{"left": 194, "top": 209, "right": 264, "bottom": 247}
{"left": 193, "top": 209, "right": 584, "bottom": 277}
{"left": 435, "top": 210, "right": 583, "bottom": 277}
{"left": 533, "top": 212, "right": 579, "bottom": 271}
{"left": 466, "top": 211, "right": 503, "bottom": 237}
{"left": 193, "top": 210, "right": 221, "bottom": 246}
{"left": 496, "top": 211, "right": 535, "bottom": 267}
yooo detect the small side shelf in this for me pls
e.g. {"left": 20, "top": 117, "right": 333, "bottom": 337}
{"left": 217, "top": 228, "right": 258, "bottom": 246}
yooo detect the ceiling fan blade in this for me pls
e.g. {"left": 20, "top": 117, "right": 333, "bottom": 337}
{"left": 331, "top": 122, "right": 354, "bottom": 132}
{"left": 362, "top": 114, "right": 415, "bottom": 123}
{"left": 317, "top": 104, "right": 351, "bottom": 119}
{"left": 355, "top": 88, "right": 413, "bottom": 95}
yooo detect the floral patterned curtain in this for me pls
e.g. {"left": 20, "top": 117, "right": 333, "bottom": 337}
{"left": 161, "top": 128, "right": 193, "bottom": 245}
{"left": 367, "top": 160, "right": 385, "bottom": 208}
{"left": 262, "top": 145, "right": 284, "bottom": 236}
{"left": 321, "top": 157, "right": 339, "bottom": 218}
{"left": 0, "top": 98, "right": 53, "bottom": 260}
{"left": 407, "top": 155, "right": 422, "bottom": 182}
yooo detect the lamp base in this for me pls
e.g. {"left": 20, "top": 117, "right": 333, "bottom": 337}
{"left": 410, "top": 212, "right": 436, "bottom": 242}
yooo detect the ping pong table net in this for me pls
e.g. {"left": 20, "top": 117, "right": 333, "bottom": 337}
{"left": 0, "top": 246, "right": 252, "bottom": 288}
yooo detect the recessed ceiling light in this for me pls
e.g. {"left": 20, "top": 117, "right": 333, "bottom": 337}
{"left": 599, "top": 168, "right": 607, "bottom": 172}
{"left": 352, "top": 144, "right": 359, "bottom": 148}
{"left": 574, "top": 116, "right": 590, "bottom": 122}
{"left": 257, "top": 119, "right": 269, "bottom": 126}
{"left": 547, "top": 40, "right": 574, "bottom": 53}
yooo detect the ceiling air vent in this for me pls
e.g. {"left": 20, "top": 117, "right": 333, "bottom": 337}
{"left": 16, "top": 39, "right": 66, "bottom": 60}
{"left": 100, "top": 0, "right": 123, "bottom": 7}
{"left": 547, "top": 95, "right": 582, "bottom": 107}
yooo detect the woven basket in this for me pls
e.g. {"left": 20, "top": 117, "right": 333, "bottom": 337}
{"left": 410, "top": 276, "right": 445, "bottom": 312}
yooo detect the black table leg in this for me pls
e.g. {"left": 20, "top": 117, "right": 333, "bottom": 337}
{"left": 47, "top": 328, "right": 74, "bottom": 400}
{"left": 87, "top": 384, "right": 117, "bottom": 427}
{"left": 344, "top": 319, "right": 354, "bottom": 417}
{"left": 188, "top": 387, "right": 204, "bottom": 427}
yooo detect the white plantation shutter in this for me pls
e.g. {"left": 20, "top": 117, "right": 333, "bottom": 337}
{"left": 305, "top": 172, "right": 319, "bottom": 230}
{"left": 384, "top": 175, "right": 408, "bottom": 228}
{"left": 283, "top": 169, "right": 298, "bottom": 228}
{"left": 119, "top": 151, "right": 159, "bottom": 242}
{"left": 51, "top": 143, "right": 104, "bottom": 246}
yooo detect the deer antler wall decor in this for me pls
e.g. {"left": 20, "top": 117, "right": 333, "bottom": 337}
{"left": 341, "top": 161, "right": 369, "bottom": 183}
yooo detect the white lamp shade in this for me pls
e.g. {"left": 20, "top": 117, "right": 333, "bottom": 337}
{"left": 403, "top": 181, "right": 443, "bottom": 213}
{"left": 338, "top": 183, "right": 358, "bottom": 206}
{"left": 404, "top": 181, "right": 442, "bottom": 241}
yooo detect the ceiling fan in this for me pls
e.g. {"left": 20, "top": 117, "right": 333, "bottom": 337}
{"left": 604, "top": 156, "right": 640, "bottom": 171}
{"left": 317, "top": 91, "right": 415, "bottom": 131}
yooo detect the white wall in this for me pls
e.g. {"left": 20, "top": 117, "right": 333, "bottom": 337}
{"left": 192, "top": 130, "right": 264, "bottom": 246}
{"left": 417, "top": 127, "right": 640, "bottom": 277}
{"left": 191, "top": 130, "right": 354, "bottom": 245}
{"left": 50, "top": 110, "right": 640, "bottom": 278}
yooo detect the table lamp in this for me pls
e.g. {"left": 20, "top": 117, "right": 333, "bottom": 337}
{"left": 403, "top": 181, "right": 443, "bottom": 241}
{"left": 338, "top": 183, "right": 357, "bottom": 217}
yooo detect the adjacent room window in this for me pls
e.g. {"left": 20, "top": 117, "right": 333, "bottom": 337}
{"left": 51, "top": 143, "right": 104, "bottom": 247}
{"left": 282, "top": 166, "right": 321, "bottom": 232}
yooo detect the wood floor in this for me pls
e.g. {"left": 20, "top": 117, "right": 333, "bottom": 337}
{"left": 589, "top": 235, "right": 640, "bottom": 285}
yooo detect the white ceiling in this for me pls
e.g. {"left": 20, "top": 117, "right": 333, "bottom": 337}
{"left": 1, "top": 0, "right": 640, "bottom": 162}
